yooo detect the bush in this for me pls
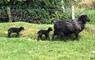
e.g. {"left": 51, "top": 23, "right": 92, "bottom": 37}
{"left": 75, "top": 9, "right": 95, "bottom": 24}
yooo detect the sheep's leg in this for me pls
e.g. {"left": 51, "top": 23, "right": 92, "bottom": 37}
{"left": 52, "top": 33, "right": 55, "bottom": 39}
{"left": 60, "top": 32, "right": 64, "bottom": 37}
{"left": 75, "top": 33, "right": 79, "bottom": 40}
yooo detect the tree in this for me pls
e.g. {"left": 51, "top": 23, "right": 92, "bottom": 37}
{"left": 7, "top": 0, "right": 12, "bottom": 22}
{"left": 0, "top": 0, "right": 12, "bottom": 22}
{"left": 63, "top": 0, "right": 82, "bottom": 19}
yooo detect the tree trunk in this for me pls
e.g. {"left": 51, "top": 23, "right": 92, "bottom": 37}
{"left": 7, "top": 6, "right": 12, "bottom": 22}
{"left": 61, "top": 0, "right": 65, "bottom": 12}
{"left": 7, "top": 0, "right": 12, "bottom": 22}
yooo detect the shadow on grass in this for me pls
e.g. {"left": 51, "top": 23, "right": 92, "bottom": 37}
{"left": 36, "top": 36, "right": 80, "bottom": 42}
{"left": 0, "top": 32, "right": 80, "bottom": 42}
{"left": 51, "top": 37, "right": 79, "bottom": 42}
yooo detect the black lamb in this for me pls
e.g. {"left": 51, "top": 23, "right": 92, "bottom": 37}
{"left": 8, "top": 26, "right": 24, "bottom": 37}
{"left": 37, "top": 27, "right": 52, "bottom": 40}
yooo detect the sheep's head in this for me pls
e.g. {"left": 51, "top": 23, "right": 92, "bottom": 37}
{"left": 78, "top": 15, "right": 90, "bottom": 24}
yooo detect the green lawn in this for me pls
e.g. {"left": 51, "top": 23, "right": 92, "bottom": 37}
{"left": 0, "top": 22, "right": 95, "bottom": 60}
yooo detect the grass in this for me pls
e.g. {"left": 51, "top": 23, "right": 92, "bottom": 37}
{"left": 0, "top": 22, "right": 53, "bottom": 38}
{"left": 0, "top": 22, "right": 95, "bottom": 60}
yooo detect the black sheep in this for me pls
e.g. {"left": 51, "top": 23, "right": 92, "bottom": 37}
{"left": 8, "top": 27, "right": 24, "bottom": 37}
{"left": 53, "top": 15, "right": 90, "bottom": 39}
{"left": 37, "top": 27, "right": 52, "bottom": 40}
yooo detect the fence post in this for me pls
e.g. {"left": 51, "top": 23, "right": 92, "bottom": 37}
{"left": 7, "top": 0, "right": 12, "bottom": 22}
{"left": 72, "top": 5, "right": 75, "bottom": 19}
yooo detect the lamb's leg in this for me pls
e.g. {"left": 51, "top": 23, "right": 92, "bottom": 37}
{"left": 16, "top": 32, "right": 20, "bottom": 37}
{"left": 45, "top": 34, "right": 49, "bottom": 40}
{"left": 52, "top": 30, "right": 55, "bottom": 39}
{"left": 8, "top": 32, "right": 11, "bottom": 38}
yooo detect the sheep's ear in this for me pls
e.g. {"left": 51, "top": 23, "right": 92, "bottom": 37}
{"left": 78, "top": 15, "right": 84, "bottom": 21}
{"left": 78, "top": 17, "right": 82, "bottom": 21}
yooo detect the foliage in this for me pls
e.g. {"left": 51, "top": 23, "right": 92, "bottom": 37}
{"left": 74, "top": 9, "right": 95, "bottom": 24}
{"left": 0, "top": 0, "right": 95, "bottom": 23}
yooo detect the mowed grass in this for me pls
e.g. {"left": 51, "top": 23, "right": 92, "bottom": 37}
{"left": 0, "top": 22, "right": 95, "bottom": 60}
